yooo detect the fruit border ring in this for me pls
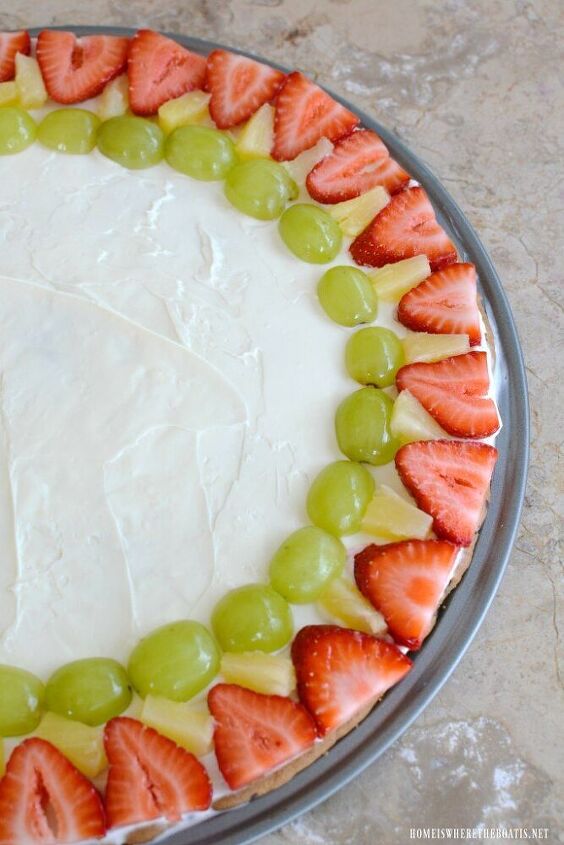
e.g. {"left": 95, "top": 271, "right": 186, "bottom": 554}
{"left": 7, "top": 25, "right": 530, "bottom": 845}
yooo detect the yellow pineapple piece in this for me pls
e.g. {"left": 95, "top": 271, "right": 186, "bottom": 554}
{"left": 34, "top": 713, "right": 106, "bottom": 778}
{"left": 125, "top": 693, "right": 144, "bottom": 719}
{"left": 329, "top": 186, "right": 390, "bottom": 237}
{"left": 235, "top": 103, "right": 274, "bottom": 160}
{"left": 362, "top": 483, "right": 433, "bottom": 541}
{"left": 402, "top": 332, "right": 470, "bottom": 364}
{"left": 158, "top": 90, "right": 212, "bottom": 134}
{"left": 0, "top": 81, "right": 18, "bottom": 107}
{"left": 391, "top": 389, "right": 447, "bottom": 444}
{"left": 220, "top": 651, "right": 296, "bottom": 697}
{"left": 140, "top": 695, "right": 213, "bottom": 757}
{"left": 15, "top": 53, "right": 47, "bottom": 109}
{"left": 369, "top": 254, "right": 431, "bottom": 302}
{"left": 318, "top": 576, "right": 387, "bottom": 635}
{"left": 97, "top": 74, "right": 129, "bottom": 121}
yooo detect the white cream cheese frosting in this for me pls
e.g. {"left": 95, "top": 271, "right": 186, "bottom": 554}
{"left": 0, "top": 143, "right": 362, "bottom": 677}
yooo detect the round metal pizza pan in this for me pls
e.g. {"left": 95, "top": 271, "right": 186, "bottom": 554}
{"left": 31, "top": 26, "right": 530, "bottom": 845}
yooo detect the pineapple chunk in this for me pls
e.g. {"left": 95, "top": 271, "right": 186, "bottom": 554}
{"left": 15, "top": 53, "right": 47, "bottom": 109}
{"left": 369, "top": 254, "right": 431, "bottom": 302}
{"left": 391, "top": 389, "right": 447, "bottom": 444}
{"left": 318, "top": 576, "right": 387, "bottom": 635}
{"left": 158, "top": 90, "right": 212, "bottom": 134}
{"left": 220, "top": 651, "right": 296, "bottom": 697}
{"left": 283, "top": 136, "right": 334, "bottom": 186}
{"left": 403, "top": 332, "right": 470, "bottom": 363}
{"left": 97, "top": 74, "right": 129, "bottom": 121}
{"left": 0, "top": 81, "right": 18, "bottom": 107}
{"left": 34, "top": 713, "right": 106, "bottom": 778}
{"left": 140, "top": 695, "right": 213, "bottom": 757}
{"left": 125, "top": 693, "right": 144, "bottom": 719}
{"left": 235, "top": 103, "right": 274, "bottom": 160}
{"left": 329, "top": 186, "right": 390, "bottom": 237}
{"left": 362, "top": 483, "right": 433, "bottom": 540}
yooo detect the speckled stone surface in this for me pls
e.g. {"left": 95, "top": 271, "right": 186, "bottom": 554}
{"left": 2, "top": 1, "right": 563, "bottom": 842}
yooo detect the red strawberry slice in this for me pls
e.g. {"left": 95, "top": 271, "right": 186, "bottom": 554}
{"left": 0, "top": 30, "right": 30, "bottom": 82}
{"left": 395, "top": 440, "right": 498, "bottom": 546}
{"left": 291, "top": 625, "right": 412, "bottom": 736}
{"left": 272, "top": 71, "right": 359, "bottom": 161}
{"left": 36, "top": 30, "right": 129, "bottom": 104}
{"left": 207, "top": 683, "right": 317, "bottom": 791}
{"left": 104, "top": 717, "right": 212, "bottom": 828}
{"left": 398, "top": 262, "right": 482, "bottom": 345}
{"left": 0, "top": 737, "right": 106, "bottom": 844}
{"left": 206, "top": 49, "right": 284, "bottom": 129}
{"left": 396, "top": 350, "right": 500, "bottom": 438}
{"left": 354, "top": 540, "right": 459, "bottom": 650}
{"left": 350, "top": 186, "right": 457, "bottom": 271}
{"left": 128, "top": 29, "right": 207, "bottom": 116}
{"left": 306, "top": 129, "right": 410, "bottom": 203}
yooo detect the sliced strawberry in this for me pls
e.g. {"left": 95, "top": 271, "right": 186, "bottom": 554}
{"left": 206, "top": 49, "right": 284, "bottom": 129}
{"left": 128, "top": 29, "right": 207, "bottom": 116}
{"left": 0, "top": 30, "right": 30, "bottom": 82}
{"left": 350, "top": 186, "right": 457, "bottom": 272}
{"left": 36, "top": 30, "right": 129, "bottom": 104}
{"left": 291, "top": 625, "right": 411, "bottom": 736}
{"left": 354, "top": 540, "right": 459, "bottom": 650}
{"left": 208, "top": 683, "right": 317, "bottom": 790}
{"left": 272, "top": 71, "right": 358, "bottom": 162}
{"left": 398, "top": 262, "right": 482, "bottom": 345}
{"left": 104, "top": 717, "right": 211, "bottom": 828}
{"left": 0, "top": 737, "right": 105, "bottom": 844}
{"left": 396, "top": 350, "right": 500, "bottom": 438}
{"left": 306, "top": 129, "right": 410, "bottom": 203}
{"left": 395, "top": 440, "right": 498, "bottom": 546}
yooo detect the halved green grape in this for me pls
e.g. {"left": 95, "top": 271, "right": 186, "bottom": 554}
{"left": 37, "top": 108, "right": 100, "bottom": 154}
{"left": 306, "top": 460, "right": 375, "bottom": 536}
{"left": 165, "top": 124, "right": 237, "bottom": 180}
{"left": 97, "top": 115, "right": 164, "bottom": 169}
{"left": 345, "top": 326, "right": 405, "bottom": 387}
{"left": 0, "top": 665, "right": 44, "bottom": 736}
{"left": 128, "top": 621, "right": 220, "bottom": 702}
{"left": 0, "top": 107, "right": 36, "bottom": 155}
{"left": 45, "top": 658, "right": 131, "bottom": 727}
{"left": 317, "top": 265, "right": 377, "bottom": 327}
{"left": 224, "top": 159, "right": 298, "bottom": 220}
{"left": 212, "top": 584, "right": 293, "bottom": 653}
{"left": 335, "top": 387, "right": 399, "bottom": 466}
{"left": 269, "top": 526, "right": 346, "bottom": 603}
{"left": 279, "top": 203, "right": 342, "bottom": 263}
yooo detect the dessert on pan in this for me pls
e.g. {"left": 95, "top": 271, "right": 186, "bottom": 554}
{"left": 0, "top": 28, "right": 499, "bottom": 844}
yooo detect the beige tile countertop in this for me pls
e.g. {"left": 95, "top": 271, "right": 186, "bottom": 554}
{"left": 2, "top": 1, "right": 563, "bottom": 842}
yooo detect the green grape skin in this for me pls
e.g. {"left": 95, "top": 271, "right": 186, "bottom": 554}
{"left": 345, "top": 327, "right": 405, "bottom": 387}
{"left": 212, "top": 584, "right": 293, "bottom": 653}
{"left": 97, "top": 116, "right": 164, "bottom": 169}
{"left": 0, "top": 107, "right": 36, "bottom": 155}
{"left": 279, "top": 203, "right": 342, "bottom": 263}
{"left": 165, "top": 125, "right": 237, "bottom": 181}
{"left": 37, "top": 108, "right": 100, "bottom": 154}
{"left": 269, "top": 526, "right": 346, "bottom": 603}
{"left": 0, "top": 665, "right": 44, "bottom": 736}
{"left": 128, "top": 621, "right": 219, "bottom": 702}
{"left": 224, "top": 159, "right": 298, "bottom": 220}
{"left": 317, "top": 266, "right": 377, "bottom": 327}
{"left": 335, "top": 387, "right": 399, "bottom": 466}
{"left": 306, "top": 460, "right": 375, "bottom": 536}
{"left": 45, "top": 658, "right": 131, "bottom": 727}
